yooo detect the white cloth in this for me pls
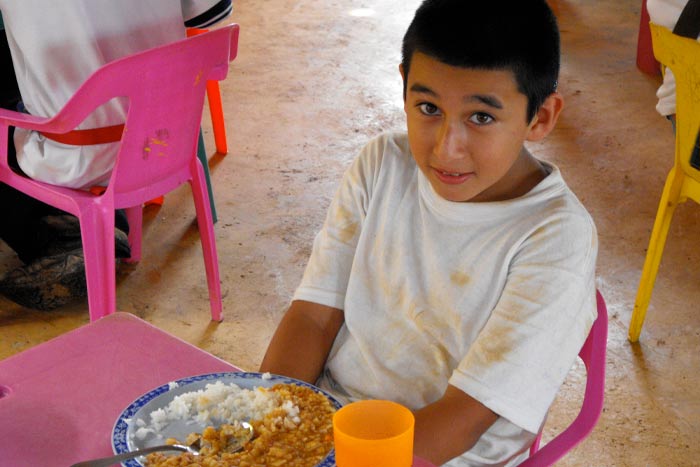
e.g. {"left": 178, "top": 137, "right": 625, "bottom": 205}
{"left": 295, "top": 132, "right": 598, "bottom": 466}
{"left": 646, "top": 0, "right": 695, "bottom": 116}
{"left": 0, "top": 0, "right": 231, "bottom": 189}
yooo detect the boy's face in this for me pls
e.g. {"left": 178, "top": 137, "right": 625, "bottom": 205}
{"left": 401, "top": 52, "right": 554, "bottom": 203}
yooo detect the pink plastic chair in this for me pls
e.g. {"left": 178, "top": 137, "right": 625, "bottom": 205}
{"left": 0, "top": 24, "right": 240, "bottom": 322}
{"left": 519, "top": 290, "right": 608, "bottom": 467}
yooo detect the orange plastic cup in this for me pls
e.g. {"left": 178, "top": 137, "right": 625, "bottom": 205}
{"left": 333, "top": 400, "right": 415, "bottom": 467}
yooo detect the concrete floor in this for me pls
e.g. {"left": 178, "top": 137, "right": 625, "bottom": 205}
{"left": 1, "top": 0, "right": 698, "bottom": 465}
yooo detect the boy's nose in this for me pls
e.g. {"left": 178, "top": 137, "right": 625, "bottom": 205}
{"left": 435, "top": 121, "right": 468, "bottom": 160}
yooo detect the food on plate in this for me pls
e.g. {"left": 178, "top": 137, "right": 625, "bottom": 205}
{"left": 142, "top": 382, "right": 335, "bottom": 467}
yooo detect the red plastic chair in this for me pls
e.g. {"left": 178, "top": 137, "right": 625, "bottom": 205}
{"left": 0, "top": 24, "right": 240, "bottom": 322}
{"left": 519, "top": 290, "right": 608, "bottom": 467}
{"left": 636, "top": 0, "right": 661, "bottom": 75}
{"left": 187, "top": 27, "right": 229, "bottom": 155}
{"left": 150, "top": 27, "right": 230, "bottom": 222}
{"left": 149, "top": 28, "right": 226, "bottom": 216}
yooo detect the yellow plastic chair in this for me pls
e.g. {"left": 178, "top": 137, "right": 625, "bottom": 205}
{"left": 629, "top": 23, "right": 700, "bottom": 342}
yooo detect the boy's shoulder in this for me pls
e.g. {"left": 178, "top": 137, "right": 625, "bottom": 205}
{"left": 355, "top": 131, "right": 414, "bottom": 173}
{"left": 530, "top": 163, "right": 597, "bottom": 242}
{"left": 362, "top": 131, "right": 411, "bottom": 158}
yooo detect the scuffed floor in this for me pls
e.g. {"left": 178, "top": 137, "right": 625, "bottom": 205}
{"left": 1, "top": 1, "right": 698, "bottom": 465}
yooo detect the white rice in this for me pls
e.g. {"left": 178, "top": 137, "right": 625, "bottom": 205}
{"left": 130, "top": 378, "right": 300, "bottom": 441}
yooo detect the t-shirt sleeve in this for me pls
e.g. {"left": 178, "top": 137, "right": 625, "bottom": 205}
{"left": 181, "top": 0, "right": 233, "bottom": 28}
{"left": 655, "top": 68, "right": 677, "bottom": 117}
{"left": 449, "top": 209, "right": 598, "bottom": 434}
{"left": 293, "top": 136, "right": 384, "bottom": 309}
{"left": 646, "top": 0, "right": 686, "bottom": 116}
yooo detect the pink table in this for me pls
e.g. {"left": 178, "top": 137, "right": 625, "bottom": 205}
{"left": 0, "top": 312, "right": 238, "bottom": 467}
{"left": 0, "top": 312, "right": 437, "bottom": 467}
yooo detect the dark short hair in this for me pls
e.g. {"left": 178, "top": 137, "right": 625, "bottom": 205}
{"left": 401, "top": 0, "right": 560, "bottom": 122}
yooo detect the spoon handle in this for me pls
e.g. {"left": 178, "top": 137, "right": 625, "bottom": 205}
{"left": 70, "top": 444, "right": 192, "bottom": 467}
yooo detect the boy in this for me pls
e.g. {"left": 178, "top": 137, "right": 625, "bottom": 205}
{"left": 260, "top": 1, "right": 598, "bottom": 465}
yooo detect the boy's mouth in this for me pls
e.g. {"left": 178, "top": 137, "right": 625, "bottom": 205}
{"left": 433, "top": 168, "right": 472, "bottom": 185}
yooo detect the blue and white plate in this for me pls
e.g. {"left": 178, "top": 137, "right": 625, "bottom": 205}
{"left": 112, "top": 372, "right": 342, "bottom": 467}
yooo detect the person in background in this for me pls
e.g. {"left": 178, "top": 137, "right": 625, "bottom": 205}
{"left": 0, "top": 0, "right": 232, "bottom": 310}
{"left": 0, "top": 12, "right": 20, "bottom": 112}
{"left": 646, "top": 0, "right": 699, "bottom": 117}
{"left": 259, "top": 1, "right": 597, "bottom": 465}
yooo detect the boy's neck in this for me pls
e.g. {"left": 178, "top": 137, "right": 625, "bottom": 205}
{"left": 506, "top": 147, "right": 549, "bottom": 198}
{"left": 473, "top": 148, "right": 548, "bottom": 202}
{"left": 521, "top": 150, "right": 549, "bottom": 184}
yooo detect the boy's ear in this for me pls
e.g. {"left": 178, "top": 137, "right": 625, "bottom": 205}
{"left": 399, "top": 64, "right": 406, "bottom": 101}
{"left": 525, "top": 92, "right": 564, "bottom": 142}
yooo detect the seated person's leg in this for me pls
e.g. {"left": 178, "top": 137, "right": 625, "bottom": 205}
{"left": 0, "top": 23, "right": 130, "bottom": 310}
{"left": 0, "top": 181, "right": 64, "bottom": 265}
{"left": 0, "top": 27, "right": 21, "bottom": 111}
{"left": 0, "top": 182, "right": 84, "bottom": 310}
{"left": 0, "top": 135, "right": 131, "bottom": 311}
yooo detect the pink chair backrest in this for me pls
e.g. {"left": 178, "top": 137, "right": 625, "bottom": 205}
{"left": 519, "top": 290, "right": 608, "bottom": 467}
{"left": 34, "top": 25, "right": 239, "bottom": 206}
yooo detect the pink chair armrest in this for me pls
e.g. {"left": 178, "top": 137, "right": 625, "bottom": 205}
{"left": 0, "top": 107, "right": 52, "bottom": 130}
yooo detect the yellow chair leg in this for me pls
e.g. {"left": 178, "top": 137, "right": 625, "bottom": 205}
{"left": 629, "top": 167, "right": 685, "bottom": 342}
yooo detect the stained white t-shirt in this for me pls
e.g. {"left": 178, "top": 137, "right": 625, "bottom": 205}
{"left": 0, "top": 0, "right": 232, "bottom": 189}
{"left": 294, "top": 132, "right": 598, "bottom": 466}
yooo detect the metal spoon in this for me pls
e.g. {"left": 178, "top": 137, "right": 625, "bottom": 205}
{"left": 69, "top": 441, "right": 200, "bottom": 467}
{"left": 70, "top": 422, "right": 254, "bottom": 467}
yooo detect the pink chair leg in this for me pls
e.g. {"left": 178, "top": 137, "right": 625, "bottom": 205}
{"left": 190, "top": 159, "right": 223, "bottom": 321}
{"left": 79, "top": 208, "right": 118, "bottom": 321}
{"left": 530, "top": 432, "right": 543, "bottom": 455}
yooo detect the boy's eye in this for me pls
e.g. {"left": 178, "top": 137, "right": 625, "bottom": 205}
{"left": 469, "top": 112, "right": 494, "bottom": 125}
{"left": 418, "top": 103, "right": 441, "bottom": 116}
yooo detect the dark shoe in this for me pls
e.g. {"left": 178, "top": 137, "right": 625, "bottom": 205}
{"left": 0, "top": 249, "right": 87, "bottom": 311}
{"left": 40, "top": 214, "right": 131, "bottom": 259}
{"left": 40, "top": 214, "right": 81, "bottom": 240}
{"left": 114, "top": 228, "right": 131, "bottom": 259}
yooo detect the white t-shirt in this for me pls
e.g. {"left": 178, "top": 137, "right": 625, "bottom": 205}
{"left": 646, "top": 0, "right": 694, "bottom": 116}
{"left": 295, "top": 132, "right": 598, "bottom": 466}
{"left": 0, "top": 0, "right": 232, "bottom": 189}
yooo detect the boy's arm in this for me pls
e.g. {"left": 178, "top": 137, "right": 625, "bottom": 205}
{"left": 259, "top": 300, "right": 345, "bottom": 384}
{"left": 413, "top": 385, "right": 499, "bottom": 466}
{"left": 261, "top": 303, "right": 496, "bottom": 465}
